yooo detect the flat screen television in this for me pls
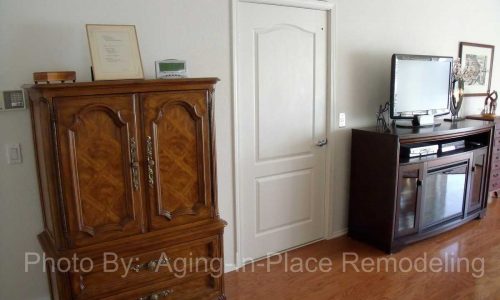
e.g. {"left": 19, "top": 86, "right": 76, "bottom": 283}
{"left": 390, "top": 54, "right": 453, "bottom": 125}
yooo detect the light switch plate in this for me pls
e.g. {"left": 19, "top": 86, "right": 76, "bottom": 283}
{"left": 339, "top": 112, "right": 346, "bottom": 128}
{"left": 6, "top": 144, "right": 22, "bottom": 164}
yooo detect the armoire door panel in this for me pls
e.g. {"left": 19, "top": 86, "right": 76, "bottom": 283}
{"left": 55, "top": 95, "right": 144, "bottom": 247}
{"left": 142, "top": 91, "right": 212, "bottom": 230}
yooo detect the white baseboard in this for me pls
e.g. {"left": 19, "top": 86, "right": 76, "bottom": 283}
{"left": 326, "top": 228, "right": 348, "bottom": 240}
{"left": 224, "top": 263, "right": 238, "bottom": 273}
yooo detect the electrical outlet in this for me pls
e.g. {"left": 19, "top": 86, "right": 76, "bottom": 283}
{"left": 339, "top": 113, "right": 346, "bottom": 128}
{"left": 6, "top": 144, "right": 22, "bottom": 164}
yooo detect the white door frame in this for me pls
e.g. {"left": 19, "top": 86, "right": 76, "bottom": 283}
{"left": 231, "top": 0, "right": 337, "bottom": 269}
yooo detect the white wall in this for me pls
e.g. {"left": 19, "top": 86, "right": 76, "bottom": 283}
{"left": 0, "top": 1, "right": 233, "bottom": 299}
{"left": 1, "top": 0, "right": 500, "bottom": 299}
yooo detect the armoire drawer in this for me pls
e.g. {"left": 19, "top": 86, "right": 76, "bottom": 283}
{"left": 494, "top": 128, "right": 500, "bottom": 139}
{"left": 491, "top": 152, "right": 500, "bottom": 163}
{"left": 492, "top": 139, "right": 500, "bottom": 153}
{"left": 491, "top": 169, "right": 500, "bottom": 180}
{"left": 494, "top": 137, "right": 500, "bottom": 149}
{"left": 70, "top": 236, "right": 220, "bottom": 299}
{"left": 490, "top": 179, "right": 500, "bottom": 191}
{"left": 103, "top": 272, "right": 222, "bottom": 300}
{"left": 491, "top": 159, "right": 500, "bottom": 171}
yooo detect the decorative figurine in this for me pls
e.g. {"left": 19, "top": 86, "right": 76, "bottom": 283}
{"left": 376, "top": 101, "right": 390, "bottom": 132}
{"left": 448, "top": 59, "right": 466, "bottom": 121}
{"left": 484, "top": 90, "right": 498, "bottom": 116}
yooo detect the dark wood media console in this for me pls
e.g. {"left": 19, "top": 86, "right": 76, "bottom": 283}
{"left": 349, "top": 120, "right": 494, "bottom": 253}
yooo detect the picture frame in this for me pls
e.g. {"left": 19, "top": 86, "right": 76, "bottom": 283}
{"left": 86, "top": 24, "right": 144, "bottom": 81}
{"left": 459, "top": 42, "right": 495, "bottom": 97}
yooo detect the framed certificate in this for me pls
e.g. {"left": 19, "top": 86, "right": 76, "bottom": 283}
{"left": 86, "top": 24, "right": 144, "bottom": 81}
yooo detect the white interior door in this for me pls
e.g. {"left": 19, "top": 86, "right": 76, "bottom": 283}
{"left": 237, "top": 2, "right": 328, "bottom": 260}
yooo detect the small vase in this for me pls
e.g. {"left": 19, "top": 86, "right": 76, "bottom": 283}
{"left": 450, "top": 79, "right": 464, "bottom": 119}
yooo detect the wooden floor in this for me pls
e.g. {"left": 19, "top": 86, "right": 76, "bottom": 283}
{"left": 225, "top": 199, "right": 500, "bottom": 300}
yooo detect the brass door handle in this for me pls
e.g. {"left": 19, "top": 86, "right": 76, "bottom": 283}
{"left": 147, "top": 257, "right": 170, "bottom": 271}
{"left": 130, "top": 137, "right": 139, "bottom": 191}
{"left": 131, "top": 257, "right": 170, "bottom": 273}
{"left": 146, "top": 136, "right": 155, "bottom": 186}
{"left": 138, "top": 289, "right": 173, "bottom": 300}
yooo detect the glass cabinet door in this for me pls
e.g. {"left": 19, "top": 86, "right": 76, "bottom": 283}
{"left": 469, "top": 148, "right": 487, "bottom": 212}
{"left": 396, "top": 164, "right": 422, "bottom": 237}
{"left": 422, "top": 162, "right": 468, "bottom": 228}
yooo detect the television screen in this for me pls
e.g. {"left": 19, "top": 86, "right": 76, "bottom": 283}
{"left": 390, "top": 54, "right": 453, "bottom": 119}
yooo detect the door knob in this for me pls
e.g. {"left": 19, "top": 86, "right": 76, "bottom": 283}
{"left": 316, "top": 138, "right": 328, "bottom": 147}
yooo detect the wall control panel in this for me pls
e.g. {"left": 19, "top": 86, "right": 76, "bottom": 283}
{"left": 0, "top": 90, "right": 26, "bottom": 111}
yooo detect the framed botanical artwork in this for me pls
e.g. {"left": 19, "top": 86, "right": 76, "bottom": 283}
{"left": 459, "top": 42, "right": 495, "bottom": 96}
{"left": 86, "top": 24, "right": 144, "bottom": 81}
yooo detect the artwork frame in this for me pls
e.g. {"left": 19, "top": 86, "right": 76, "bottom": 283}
{"left": 86, "top": 24, "right": 144, "bottom": 81}
{"left": 459, "top": 42, "right": 495, "bottom": 97}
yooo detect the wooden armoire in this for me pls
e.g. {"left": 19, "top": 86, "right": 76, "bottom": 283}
{"left": 27, "top": 78, "right": 226, "bottom": 300}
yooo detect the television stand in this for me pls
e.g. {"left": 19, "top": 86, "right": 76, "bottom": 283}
{"left": 349, "top": 119, "right": 494, "bottom": 253}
